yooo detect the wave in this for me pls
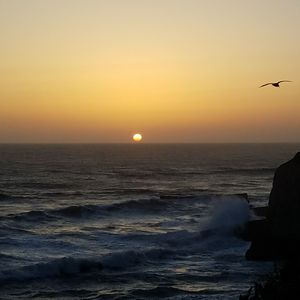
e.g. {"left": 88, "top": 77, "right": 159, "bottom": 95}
{"left": 130, "top": 286, "right": 203, "bottom": 298}
{"left": 0, "top": 190, "right": 84, "bottom": 202}
{"left": 0, "top": 201, "right": 156, "bottom": 222}
{"left": 101, "top": 187, "right": 157, "bottom": 196}
{"left": 0, "top": 247, "right": 175, "bottom": 284}
{"left": 0, "top": 257, "right": 103, "bottom": 284}
{"left": 0, "top": 242, "right": 241, "bottom": 287}
{"left": 159, "top": 192, "right": 205, "bottom": 199}
{"left": 0, "top": 192, "right": 13, "bottom": 200}
{"left": 207, "top": 195, "right": 250, "bottom": 232}
{"left": 0, "top": 253, "right": 21, "bottom": 260}
{"left": 3, "top": 194, "right": 248, "bottom": 224}
{"left": 41, "top": 191, "right": 84, "bottom": 198}
{"left": 25, "top": 289, "right": 96, "bottom": 299}
{"left": 214, "top": 167, "right": 275, "bottom": 175}
{"left": 52, "top": 204, "right": 102, "bottom": 218}
{"left": 18, "top": 182, "right": 74, "bottom": 190}
{"left": 5, "top": 210, "right": 55, "bottom": 222}
{"left": 0, "top": 196, "right": 250, "bottom": 286}
{"left": 0, "top": 225, "right": 35, "bottom": 236}
{"left": 3, "top": 196, "right": 198, "bottom": 222}
{"left": 107, "top": 198, "right": 173, "bottom": 212}
{"left": 120, "top": 196, "right": 250, "bottom": 248}
{"left": 0, "top": 192, "right": 29, "bottom": 201}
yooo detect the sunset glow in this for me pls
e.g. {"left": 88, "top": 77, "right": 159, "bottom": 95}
{"left": 0, "top": 0, "right": 300, "bottom": 143}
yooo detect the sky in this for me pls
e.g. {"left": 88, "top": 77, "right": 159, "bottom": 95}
{"left": 1, "top": 0, "right": 300, "bottom": 143}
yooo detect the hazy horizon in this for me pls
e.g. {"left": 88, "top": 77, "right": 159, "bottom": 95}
{"left": 1, "top": 0, "right": 300, "bottom": 143}
{"left": 1, "top": 142, "right": 300, "bottom": 145}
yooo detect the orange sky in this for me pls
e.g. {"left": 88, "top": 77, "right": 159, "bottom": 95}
{"left": 1, "top": 0, "right": 300, "bottom": 143}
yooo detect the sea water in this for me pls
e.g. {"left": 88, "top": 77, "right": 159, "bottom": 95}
{"left": 0, "top": 144, "right": 299, "bottom": 299}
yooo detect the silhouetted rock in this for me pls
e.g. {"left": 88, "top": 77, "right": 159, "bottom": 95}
{"left": 245, "top": 152, "right": 300, "bottom": 260}
{"left": 268, "top": 152, "right": 300, "bottom": 240}
{"left": 240, "top": 260, "right": 300, "bottom": 299}
{"left": 252, "top": 206, "right": 268, "bottom": 217}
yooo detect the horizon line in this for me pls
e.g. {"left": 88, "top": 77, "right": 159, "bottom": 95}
{"left": 0, "top": 142, "right": 300, "bottom": 145}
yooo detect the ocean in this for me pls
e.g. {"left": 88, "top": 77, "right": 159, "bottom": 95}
{"left": 0, "top": 143, "right": 299, "bottom": 299}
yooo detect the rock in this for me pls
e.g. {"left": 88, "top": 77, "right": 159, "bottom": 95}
{"left": 244, "top": 219, "right": 278, "bottom": 260}
{"left": 240, "top": 259, "right": 300, "bottom": 299}
{"left": 242, "top": 219, "right": 270, "bottom": 242}
{"left": 246, "top": 234, "right": 300, "bottom": 261}
{"left": 245, "top": 152, "right": 300, "bottom": 260}
{"left": 268, "top": 152, "right": 300, "bottom": 240}
{"left": 252, "top": 206, "right": 268, "bottom": 218}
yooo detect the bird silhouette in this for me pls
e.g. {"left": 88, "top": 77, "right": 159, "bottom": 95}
{"left": 259, "top": 80, "right": 292, "bottom": 88}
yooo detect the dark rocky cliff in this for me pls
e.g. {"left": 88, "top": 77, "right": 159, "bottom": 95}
{"left": 268, "top": 152, "right": 300, "bottom": 240}
{"left": 246, "top": 152, "right": 300, "bottom": 260}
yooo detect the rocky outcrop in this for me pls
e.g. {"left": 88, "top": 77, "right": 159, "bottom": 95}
{"left": 240, "top": 259, "right": 300, "bottom": 299}
{"left": 268, "top": 152, "right": 300, "bottom": 240}
{"left": 245, "top": 152, "right": 300, "bottom": 260}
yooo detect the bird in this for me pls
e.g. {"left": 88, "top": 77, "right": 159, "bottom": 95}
{"left": 259, "top": 80, "right": 292, "bottom": 88}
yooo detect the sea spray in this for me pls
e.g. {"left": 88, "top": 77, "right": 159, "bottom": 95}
{"left": 207, "top": 196, "right": 250, "bottom": 233}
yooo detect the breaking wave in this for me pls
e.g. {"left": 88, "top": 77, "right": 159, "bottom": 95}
{"left": 0, "top": 247, "right": 177, "bottom": 284}
{"left": 3, "top": 196, "right": 207, "bottom": 221}
{"left": 0, "top": 196, "right": 250, "bottom": 285}
{"left": 3, "top": 194, "right": 248, "bottom": 225}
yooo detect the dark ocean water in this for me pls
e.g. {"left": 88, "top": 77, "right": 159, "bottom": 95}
{"left": 0, "top": 143, "right": 299, "bottom": 299}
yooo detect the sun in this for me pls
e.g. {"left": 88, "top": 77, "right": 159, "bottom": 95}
{"left": 132, "top": 133, "right": 142, "bottom": 142}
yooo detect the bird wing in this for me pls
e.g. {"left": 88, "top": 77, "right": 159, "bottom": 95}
{"left": 278, "top": 80, "right": 292, "bottom": 83}
{"left": 259, "top": 83, "right": 272, "bottom": 88}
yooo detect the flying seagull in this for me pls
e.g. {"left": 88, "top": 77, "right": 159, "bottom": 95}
{"left": 259, "top": 80, "right": 292, "bottom": 88}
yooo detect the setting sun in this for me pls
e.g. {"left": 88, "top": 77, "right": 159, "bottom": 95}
{"left": 132, "top": 133, "right": 142, "bottom": 142}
